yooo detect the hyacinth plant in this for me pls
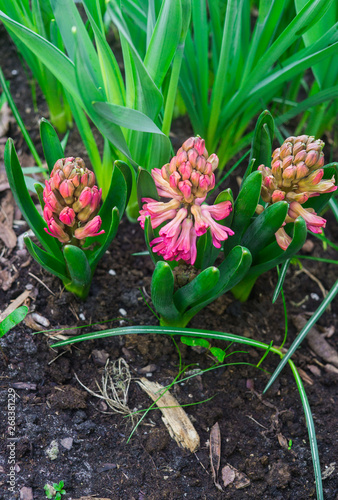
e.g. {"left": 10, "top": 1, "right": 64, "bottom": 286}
{"left": 4, "top": 119, "right": 131, "bottom": 299}
{"left": 136, "top": 112, "right": 337, "bottom": 326}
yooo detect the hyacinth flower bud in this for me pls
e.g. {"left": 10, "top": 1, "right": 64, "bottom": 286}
{"left": 279, "top": 142, "right": 293, "bottom": 159}
{"left": 190, "top": 170, "right": 200, "bottom": 187}
{"left": 179, "top": 162, "right": 192, "bottom": 180}
{"left": 293, "top": 142, "right": 305, "bottom": 156}
{"left": 179, "top": 180, "right": 193, "bottom": 202}
{"left": 74, "top": 215, "right": 105, "bottom": 240}
{"left": 43, "top": 157, "right": 104, "bottom": 246}
{"left": 305, "top": 150, "right": 320, "bottom": 168}
{"left": 188, "top": 148, "right": 198, "bottom": 167}
{"left": 176, "top": 150, "right": 188, "bottom": 165}
{"left": 294, "top": 150, "right": 307, "bottom": 163}
{"left": 50, "top": 170, "right": 64, "bottom": 190}
{"left": 59, "top": 207, "right": 76, "bottom": 226}
{"left": 196, "top": 156, "right": 206, "bottom": 173}
{"left": 169, "top": 171, "right": 181, "bottom": 189}
{"left": 44, "top": 189, "right": 64, "bottom": 213}
{"left": 285, "top": 192, "right": 309, "bottom": 203}
{"left": 59, "top": 179, "right": 75, "bottom": 204}
{"left": 161, "top": 164, "right": 170, "bottom": 181}
{"left": 169, "top": 156, "right": 177, "bottom": 173}
{"left": 194, "top": 137, "right": 205, "bottom": 156}
{"left": 271, "top": 190, "right": 285, "bottom": 203}
{"left": 72, "top": 186, "right": 93, "bottom": 212}
{"left": 43, "top": 204, "right": 53, "bottom": 222}
{"left": 295, "top": 162, "right": 309, "bottom": 179}
{"left": 182, "top": 137, "right": 195, "bottom": 151}
{"left": 282, "top": 155, "right": 293, "bottom": 169}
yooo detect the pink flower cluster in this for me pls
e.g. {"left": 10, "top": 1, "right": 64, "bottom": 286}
{"left": 43, "top": 157, "right": 104, "bottom": 244}
{"left": 138, "top": 137, "right": 233, "bottom": 265}
{"left": 257, "top": 135, "right": 336, "bottom": 249}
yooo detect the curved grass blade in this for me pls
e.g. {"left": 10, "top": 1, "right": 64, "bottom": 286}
{"left": 264, "top": 279, "right": 338, "bottom": 394}
{"left": 272, "top": 259, "right": 290, "bottom": 304}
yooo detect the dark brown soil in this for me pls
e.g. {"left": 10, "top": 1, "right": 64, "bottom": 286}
{"left": 0, "top": 24, "right": 338, "bottom": 500}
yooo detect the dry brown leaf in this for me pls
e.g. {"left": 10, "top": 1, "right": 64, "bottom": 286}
{"left": 0, "top": 102, "right": 14, "bottom": 138}
{"left": 0, "top": 191, "right": 16, "bottom": 248}
{"left": 277, "top": 432, "right": 289, "bottom": 449}
{"left": 0, "top": 269, "right": 19, "bottom": 291}
{"left": 297, "top": 367, "right": 314, "bottom": 385}
{"left": 0, "top": 289, "right": 31, "bottom": 322}
{"left": 221, "top": 463, "right": 250, "bottom": 490}
{"left": 221, "top": 465, "right": 236, "bottom": 487}
{"left": 210, "top": 422, "right": 223, "bottom": 491}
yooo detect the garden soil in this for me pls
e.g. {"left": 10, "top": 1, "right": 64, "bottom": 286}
{"left": 0, "top": 25, "right": 337, "bottom": 500}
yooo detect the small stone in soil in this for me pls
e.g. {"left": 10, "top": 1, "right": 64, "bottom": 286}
{"left": 119, "top": 308, "right": 127, "bottom": 317}
{"left": 138, "top": 364, "right": 158, "bottom": 374}
{"left": 20, "top": 486, "right": 33, "bottom": 500}
{"left": 109, "top": 269, "right": 116, "bottom": 276}
{"left": 60, "top": 437, "right": 73, "bottom": 450}
{"left": 91, "top": 349, "right": 109, "bottom": 366}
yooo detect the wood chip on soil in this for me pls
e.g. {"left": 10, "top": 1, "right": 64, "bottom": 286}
{"left": 137, "top": 377, "right": 200, "bottom": 453}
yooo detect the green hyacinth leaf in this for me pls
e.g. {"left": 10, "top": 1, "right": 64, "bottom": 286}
{"left": 115, "top": 160, "right": 133, "bottom": 206}
{"left": 4, "top": 139, "right": 63, "bottom": 258}
{"left": 173, "top": 266, "right": 220, "bottom": 314}
{"left": 224, "top": 170, "right": 263, "bottom": 256}
{"left": 40, "top": 118, "right": 65, "bottom": 174}
{"left": 143, "top": 216, "right": 163, "bottom": 266}
{"left": 137, "top": 167, "right": 160, "bottom": 208}
{"left": 151, "top": 261, "right": 181, "bottom": 325}
{"left": 241, "top": 201, "right": 288, "bottom": 258}
{"left": 98, "top": 162, "right": 127, "bottom": 224}
{"left": 248, "top": 110, "right": 274, "bottom": 175}
{"left": 63, "top": 245, "right": 92, "bottom": 299}
{"left": 24, "top": 235, "right": 68, "bottom": 281}
{"left": 34, "top": 182, "right": 45, "bottom": 211}
{"left": 0, "top": 306, "right": 28, "bottom": 339}
{"left": 249, "top": 216, "right": 307, "bottom": 275}
{"left": 87, "top": 208, "right": 120, "bottom": 270}
{"left": 181, "top": 246, "right": 252, "bottom": 325}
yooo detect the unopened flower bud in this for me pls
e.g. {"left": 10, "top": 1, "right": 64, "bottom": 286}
{"left": 179, "top": 162, "right": 192, "bottom": 180}
{"left": 271, "top": 190, "right": 286, "bottom": 203}
{"left": 59, "top": 179, "right": 75, "bottom": 203}
{"left": 182, "top": 137, "right": 195, "bottom": 151}
{"left": 207, "top": 154, "right": 219, "bottom": 172}
{"left": 187, "top": 148, "right": 198, "bottom": 167}
{"left": 59, "top": 207, "right": 76, "bottom": 226}
{"left": 194, "top": 137, "right": 205, "bottom": 156}
{"left": 305, "top": 150, "right": 320, "bottom": 168}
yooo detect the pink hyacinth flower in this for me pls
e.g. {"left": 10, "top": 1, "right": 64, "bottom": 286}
{"left": 44, "top": 217, "right": 70, "bottom": 243}
{"left": 74, "top": 216, "right": 105, "bottom": 240}
{"left": 288, "top": 201, "right": 326, "bottom": 234}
